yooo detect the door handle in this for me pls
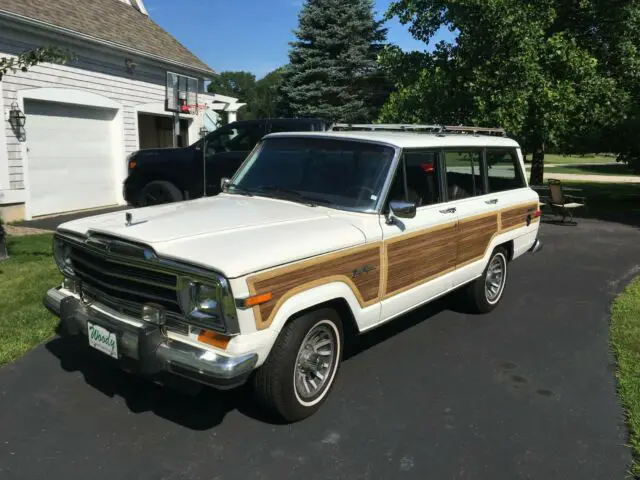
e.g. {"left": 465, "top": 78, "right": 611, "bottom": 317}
{"left": 485, "top": 199, "right": 499, "bottom": 205}
{"left": 439, "top": 207, "right": 457, "bottom": 214}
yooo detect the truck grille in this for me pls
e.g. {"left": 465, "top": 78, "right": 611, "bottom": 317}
{"left": 70, "top": 245, "right": 180, "bottom": 314}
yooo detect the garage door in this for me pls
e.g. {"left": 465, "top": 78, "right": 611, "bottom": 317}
{"left": 24, "top": 100, "right": 118, "bottom": 217}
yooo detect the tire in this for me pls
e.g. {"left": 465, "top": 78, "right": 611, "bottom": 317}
{"left": 253, "top": 308, "right": 343, "bottom": 423}
{"left": 137, "top": 180, "right": 183, "bottom": 207}
{"left": 464, "top": 247, "right": 509, "bottom": 314}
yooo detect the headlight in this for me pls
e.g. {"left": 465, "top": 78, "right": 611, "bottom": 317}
{"left": 53, "top": 237, "right": 74, "bottom": 276}
{"left": 178, "top": 278, "right": 225, "bottom": 330}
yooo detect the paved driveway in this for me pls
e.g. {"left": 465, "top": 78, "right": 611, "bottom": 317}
{"left": 1, "top": 219, "right": 638, "bottom": 480}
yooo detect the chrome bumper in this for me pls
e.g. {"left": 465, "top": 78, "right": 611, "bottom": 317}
{"left": 529, "top": 239, "right": 543, "bottom": 254}
{"left": 45, "top": 287, "right": 258, "bottom": 389}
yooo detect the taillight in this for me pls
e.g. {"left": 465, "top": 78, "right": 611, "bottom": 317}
{"left": 533, "top": 209, "right": 542, "bottom": 218}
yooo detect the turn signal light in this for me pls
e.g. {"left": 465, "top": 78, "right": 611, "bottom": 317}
{"left": 128, "top": 160, "right": 137, "bottom": 170}
{"left": 197, "top": 330, "right": 230, "bottom": 349}
{"left": 241, "top": 292, "right": 273, "bottom": 309}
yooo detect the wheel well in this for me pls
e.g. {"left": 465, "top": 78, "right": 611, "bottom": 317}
{"left": 285, "top": 298, "right": 359, "bottom": 337}
{"left": 498, "top": 240, "right": 514, "bottom": 261}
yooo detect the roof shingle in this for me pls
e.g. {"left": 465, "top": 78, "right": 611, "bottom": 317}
{"left": 0, "top": 0, "right": 214, "bottom": 75}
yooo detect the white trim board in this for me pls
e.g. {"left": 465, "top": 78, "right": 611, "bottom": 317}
{"left": 0, "top": 80, "right": 9, "bottom": 191}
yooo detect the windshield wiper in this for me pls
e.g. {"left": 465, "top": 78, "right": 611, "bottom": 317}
{"left": 254, "top": 186, "right": 318, "bottom": 207}
{"left": 225, "top": 183, "right": 255, "bottom": 196}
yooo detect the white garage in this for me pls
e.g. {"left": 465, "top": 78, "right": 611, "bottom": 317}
{"left": 23, "top": 99, "right": 120, "bottom": 218}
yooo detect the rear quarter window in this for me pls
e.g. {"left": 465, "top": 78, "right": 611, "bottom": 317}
{"left": 486, "top": 148, "right": 526, "bottom": 192}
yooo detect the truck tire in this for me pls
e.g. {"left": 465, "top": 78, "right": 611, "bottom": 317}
{"left": 464, "top": 246, "right": 509, "bottom": 313}
{"left": 253, "top": 308, "right": 343, "bottom": 423}
{"left": 138, "top": 181, "right": 183, "bottom": 207}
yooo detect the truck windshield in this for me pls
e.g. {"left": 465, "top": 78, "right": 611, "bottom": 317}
{"left": 229, "top": 137, "right": 396, "bottom": 212}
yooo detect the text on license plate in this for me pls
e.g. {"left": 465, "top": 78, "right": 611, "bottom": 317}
{"left": 88, "top": 322, "right": 118, "bottom": 359}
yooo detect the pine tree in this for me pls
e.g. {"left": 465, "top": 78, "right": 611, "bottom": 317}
{"left": 280, "top": 0, "right": 389, "bottom": 123}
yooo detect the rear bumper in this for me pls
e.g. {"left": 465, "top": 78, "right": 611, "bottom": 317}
{"left": 529, "top": 238, "right": 543, "bottom": 254}
{"left": 45, "top": 287, "right": 258, "bottom": 389}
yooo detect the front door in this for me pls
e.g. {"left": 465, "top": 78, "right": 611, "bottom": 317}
{"left": 379, "top": 149, "right": 459, "bottom": 322}
{"left": 203, "top": 122, "right": 265, "bottom": 195}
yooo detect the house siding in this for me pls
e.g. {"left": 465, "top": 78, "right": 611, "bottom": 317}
{"left": 0, "top": 25, "right": 204, "bottom": 192}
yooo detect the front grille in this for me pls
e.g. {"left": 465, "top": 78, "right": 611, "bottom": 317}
{"left": 70, "top": 245, "right": 180, "bottom": 314}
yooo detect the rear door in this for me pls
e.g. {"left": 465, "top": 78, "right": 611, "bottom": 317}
{"left": 203, "top": 122, "right": 266, "bottom": 195}
{"left": 379, "top": 149, "right": 459, "bottom": 322}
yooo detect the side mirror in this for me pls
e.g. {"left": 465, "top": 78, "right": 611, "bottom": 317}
{"left": 387, "top": 200, "right": 416, "bottom": 224}
{"left": 220, "top": 177, "right": 231, "bottom": 191}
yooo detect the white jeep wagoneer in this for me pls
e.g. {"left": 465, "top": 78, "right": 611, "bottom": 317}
{"left": 46, "top": 124, "right": 542, "bottom": 422}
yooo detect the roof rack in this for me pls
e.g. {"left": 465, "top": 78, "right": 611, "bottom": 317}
{"left": 329, "top": 123, "right": 507, "bottom": 137}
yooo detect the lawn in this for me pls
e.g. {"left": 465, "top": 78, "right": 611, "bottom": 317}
{"left": 524, "top": 153, "right": 616, "bottom": 165}
{"left": 611, "top": 278, "right": 640, "bottom": 477}
{"left": 0, "top": 234, "right": 61, "bottom": 365}
{"left": 543, "top": 164, "right": 638, "bottom": 177}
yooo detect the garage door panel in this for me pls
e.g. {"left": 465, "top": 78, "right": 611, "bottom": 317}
{"left": 24, "top": 100, "right": 118, "bottom": 217}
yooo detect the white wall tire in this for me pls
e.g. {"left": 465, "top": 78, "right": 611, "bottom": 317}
{"left": 464, "top": 247, "right": 509, "bottom": 313}
{"left": 252, "top": 308, "right": 343, "bottom": 422}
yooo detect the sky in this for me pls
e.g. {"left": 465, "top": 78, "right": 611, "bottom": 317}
{"left": 144, "top": 0, "right": 455, "bottom": 79}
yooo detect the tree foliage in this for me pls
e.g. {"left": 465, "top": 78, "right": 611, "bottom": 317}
{"left": 0, "top": 46, "right": 73, "bottom": 81}
{"left": 207, "top": 69, "right": 286, "bottom": 120}
{"left": 280, "top": 0, "right": 390, "bottom": 122}
{"left": 381, "top": 0, "right": 628, "bottom": 184}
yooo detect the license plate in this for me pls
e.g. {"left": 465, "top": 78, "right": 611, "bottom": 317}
{"left": 87, "top": 322, "right": 118, "bottom": 359}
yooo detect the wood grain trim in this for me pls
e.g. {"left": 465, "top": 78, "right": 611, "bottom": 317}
{"left": 384, "top": 221, "right": 458, "bottom": 298}
{"left": 247, "top": 244, "right": 382, "bottom": 330}
{"left": 246, "top": 201, "right": 539, "bottom": 330}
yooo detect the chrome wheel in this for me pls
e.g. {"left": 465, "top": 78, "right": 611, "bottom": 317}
{"left": 485, "top": 253, "right": 506, "bottom": 304}
{"left": 294, "top": 322, "right": 337, "bottom": 402}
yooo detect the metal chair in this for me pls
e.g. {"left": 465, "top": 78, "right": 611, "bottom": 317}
{"left": 547, "top": 179, "right": 586, "bottom": 224}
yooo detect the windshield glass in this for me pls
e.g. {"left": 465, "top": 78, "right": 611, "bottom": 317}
{"left": 229, "top": 137, "right": 396, "bottom": 211}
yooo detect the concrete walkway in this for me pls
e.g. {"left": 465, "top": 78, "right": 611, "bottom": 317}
{"left": 541, "top": 172, "right": 640, "bottom": 183}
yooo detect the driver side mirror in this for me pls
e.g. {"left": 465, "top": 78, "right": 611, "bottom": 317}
{"left": 220, "top": 177, "right": 231, "bottom": 191}
{"left": 387, "top": 200, "right": 417, "bottom": 225}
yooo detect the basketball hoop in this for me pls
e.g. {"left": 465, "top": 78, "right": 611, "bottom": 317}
{"left": 179, "top": 103, "right": 208, "bottom": 115}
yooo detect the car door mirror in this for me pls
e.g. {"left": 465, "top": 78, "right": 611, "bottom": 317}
{"left": 388, "top": 200, "right": 417, "bottom": 222}
{"left": 220, "top": 177, "right": 231, "bottom": 191}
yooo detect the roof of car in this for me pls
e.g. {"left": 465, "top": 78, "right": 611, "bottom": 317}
{"left": 265, "top": 131, "right": 521, "bottom": 149}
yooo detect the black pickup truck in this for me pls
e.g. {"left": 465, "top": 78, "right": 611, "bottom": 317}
{"left": 123, "top": 118, "right": 329, "bottom": 207}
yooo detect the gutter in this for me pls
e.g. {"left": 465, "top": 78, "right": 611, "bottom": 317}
{"left": 0, "top": 9, "right": 216, "bottom": 78}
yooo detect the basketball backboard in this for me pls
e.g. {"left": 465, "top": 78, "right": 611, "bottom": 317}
{"left": 165, "top": 72, "right": 198, "bottom": 114}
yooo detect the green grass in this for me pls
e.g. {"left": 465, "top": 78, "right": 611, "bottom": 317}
{"left": 611, "top": 277, "right": 640, "bottom": 477}
{"left": 0, "top": 234, "right": 61, "bottom": 365}
{"left": 526, "top": 154, "right": 617, "bottom": 165}
{"left": 543, "top": 164, "right": 638, "bottom": 176}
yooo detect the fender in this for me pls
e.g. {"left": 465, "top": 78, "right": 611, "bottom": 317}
{"left": 266, "top": 281, "right": 381, "bottom": 334}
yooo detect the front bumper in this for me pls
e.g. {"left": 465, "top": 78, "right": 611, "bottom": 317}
{"left": 45, "top": 287, "right": 258, "bottom": 390}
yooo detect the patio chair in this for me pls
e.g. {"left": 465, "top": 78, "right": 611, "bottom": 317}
{"left": 547, "top": 179, "right": 587, "bottom": 224}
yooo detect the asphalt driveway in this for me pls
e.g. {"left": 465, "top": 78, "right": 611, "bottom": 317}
{"left": 1, "top": 219, "right": 638, "bottom": 479}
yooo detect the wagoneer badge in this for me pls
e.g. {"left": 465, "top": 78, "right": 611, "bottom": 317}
{"left": 352, "top": 264, "right": 376, "bottom": 279}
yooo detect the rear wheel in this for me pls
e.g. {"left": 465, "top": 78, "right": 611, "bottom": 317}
{"left": 253, "top": 308, "right": 343, "bottom": 423}
{"left": 138, "top": 180, "right": 183, "bottom": 207}
{"left": 464, "top": 247, "right": 508, "bottom": 313}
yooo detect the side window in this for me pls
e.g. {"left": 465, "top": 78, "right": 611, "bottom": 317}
{"left": 386, "top": 150, "right": 441, "bottom": 207}
{"left": 206, "top": 124, "right": 263, "bottom": 156}
{"left": 486, "top": 148, "right": 526, "bottom": 192}
{"left": 444, "top": 150, "right": 484, "bottom": 201}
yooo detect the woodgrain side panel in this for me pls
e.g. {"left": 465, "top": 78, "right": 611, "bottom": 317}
{"left": 248, "top": 245, "right": 382, "bottom": 329}
{"left": 500, "top": 203, "right": 539, "bottom": 231}
{"left": 385, "top": 222, "right": 458, "bottom": 297}
{"left": 457, "top": 214, "right": 499, "bottom": 265}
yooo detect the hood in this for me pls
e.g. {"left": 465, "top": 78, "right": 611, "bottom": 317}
{"left": 58, "top": 195, "right": 369, "bottom": 278}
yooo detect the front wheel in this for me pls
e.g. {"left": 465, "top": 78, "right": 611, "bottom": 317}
{"left": 137, "top": 180, "right": 183, "bottom": 207}
{"left": 253, "top": 308, "right": 343, "bottom": 422}
{"left": 464, "top": 247, "right": 509, "bottom": 313}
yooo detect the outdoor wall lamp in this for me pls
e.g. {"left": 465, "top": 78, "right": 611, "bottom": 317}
{"left": 125, "top": 58, "right": 137, "bottom": 74}
{"left": 8, "top": 102, "right": 26, "bottom": 129}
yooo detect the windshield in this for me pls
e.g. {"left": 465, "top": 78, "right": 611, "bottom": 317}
{"left": 228, "top": 137, "right": 396, "bottom": 211}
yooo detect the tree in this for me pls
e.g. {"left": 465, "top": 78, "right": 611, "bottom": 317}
{"left": 381, "top": 0, "right": 628, "bottom": 184}
{"left": 207, "top": 71, "right": 258, "bottom": 121}
{"left": 0, "top": 46, "right": 72, "bottom": 81}
{"left": 280, "top": 0, "right": 390, "bottom": 123}
{"left": 254, "top": 67, "right": 285, "bottom": 118}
